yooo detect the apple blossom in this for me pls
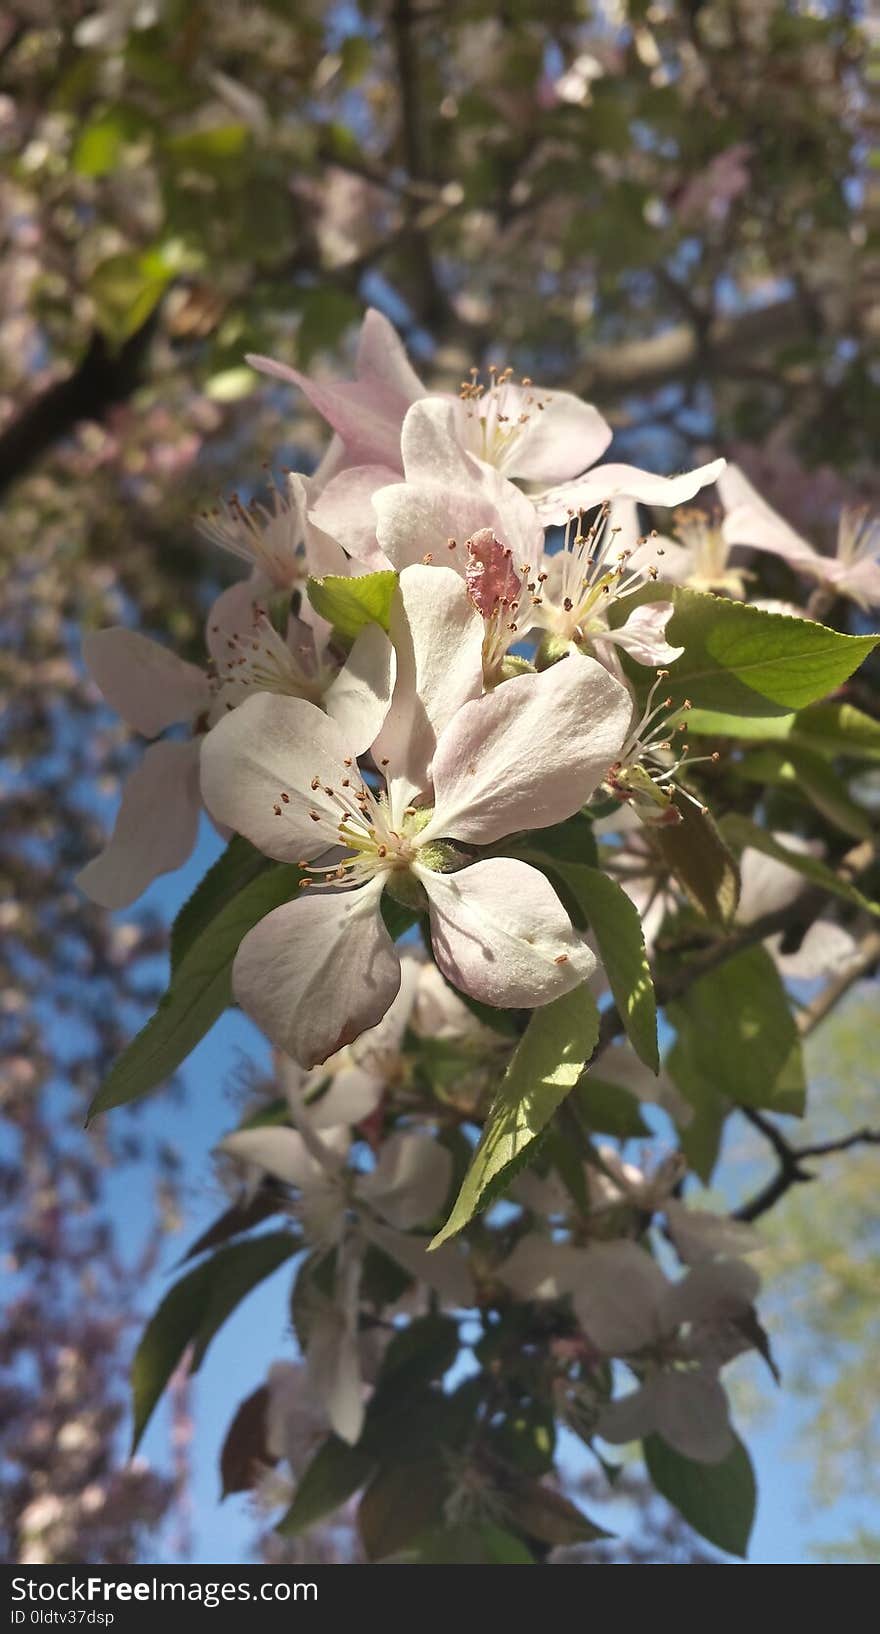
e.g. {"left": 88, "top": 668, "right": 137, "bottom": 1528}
{"left": 200, "top": 566, "right": 633, "bottom": 1066}
{"left": 722, "top": 464, "right": 880, "bottom": 610}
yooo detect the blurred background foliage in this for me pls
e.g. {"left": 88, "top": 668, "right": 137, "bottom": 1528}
{"left": 1, "top": 0, "right": 877, "bottom": 1563}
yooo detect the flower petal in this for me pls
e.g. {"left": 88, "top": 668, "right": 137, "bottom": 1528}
{"left": 600, "top": 602, "right": 684, "bottom": 666}
{"left": 308, "top": 464, "right": 399, "bottom": 570}
{"left": 418, "top": 858, "right": 595, "bottom": 1009}
{"left": 359, "top": 1218, "right": 473, "bottom": 1306}
{"left": 358, "top": 1131, "right": 452, "bottom": 1229}
{"left": 83, "top": 628, "right": 209, "bottom": 737}
{"left": 665, "top": 1201, "right": 762, "bottom": 1267}
{"left": 422, "top": 654, "right": 632, "bottom": 845}
{"left": 356, "top": 306, "right": 426, "bottom": 403}
{"left": 76, "top": 739, "right": 201, "bottom": 909}
{"left": 464, "top": 386, "right": 613, "bottom": 484}
{"left": 653, "top": 1369, "right": 734, "bottom": 1464}
{"left": 323, "top": 623, "right": 396, "bottom": 755}
{"left": 571, "top": 1241, "right": 669, "bottom": 1354}
{"left": 536, "top": 458, "right": 727, "bottom": 525}
{"left": 598, "top": 1379, "right": 661, "bottom": 1448}
{"left": 219, "top": 1126, "right": 329, "bottom": 1189}
{"left": 233, "top": 876, "right": 401, "bottom": 1068}
{"left": 372, "top": 564, "right": 484, "bottom": 807}
{"left": 200, "top": 691, "right": 356, "bottom": 864}
{"left": 664, "top": 1258, "right": 760, "bottom": 1329}
{"left": 305, "top": 1246, "right": 365, "bottom": 1443}
{"left": 719, "top": 465, "right": 821, "bottom": 567}
{"left": 244, "top": 356, "right": 409, "bottom": 470}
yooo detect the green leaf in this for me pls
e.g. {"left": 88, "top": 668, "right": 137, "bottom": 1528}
{"left": 738, "top": 746, "right": 872, "bottom": 840}
{"left": 549, "top": 861, "right": 658, "bottom": 1072}
{"left": 415, "top": 1524, "right": 534, "bottom": 1564}
{"left": 277, "top": 1437, "right": 377, "bottom": 1536}
{"left": 652, "top": 789, "right": 740, "bottom": 923}
{"left": 793, "top": 700, "right": 880, "bottom": 762}
{"left": 180, "top": 1189, "right": 281, "bottom": 1264}
{"left": 663, "top": 590, "right": 877, "bottom": 715}
{"left": 89, "top": 250, "right": 172, "bottom": 346}
{"left": 377, "top": 1315, "right": 460, "bottom": 1398}
{"left": 721, "top": 815, "right": 879, "bottom": 918}
{"left": 573, "top": 1077, "right": 651, "bottom": 1139}
{"left": 503, "top": 1478, "right": 612, "bottom": 1546}
{"left": 666, "top": 1035, "right": 728, "bottom": 1184}
{"left": 358, "top": 1456, "right": 450, "bottom": 1561}
{"left": 170, "top": 836, "right": 269, "bottom": 973}
{"left": 220, "top": 1386, "right": 271, "bottom": 1498}
{"left": 131, "top": 1233, "right": 298, "bottom": 1450}
{"left": 306, "top": 572, "right": 397, "bottom": 643}
{"left": 668, "top": 944, "right": 806, "bottom": 1117}
{"left": 490, "top": 1403, "right": 557, "bottom": 1476}
{"left": 683, "top": 699, "right": 880, "bottom": 764}
{"left": 90, "top": 863, "right": 301, "bottom": 1118}
{"left": 644, "top": 1433, "right": 756, "bottom": 1559}
{"left": 511, "top": 841, "right": 656, "bottom": 1070}
{"left": 430, "top": 985, "right": 600, "bottom": 1248}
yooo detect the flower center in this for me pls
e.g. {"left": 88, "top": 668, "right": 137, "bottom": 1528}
{"left": 548, "top": 506, "right": 660, "bottom": 645}
{"left": 458, "top": 363, "right": 550, "bottom": 470}
{"left": 198, "top": 482, "right": 305, "bottom": 590}
{"left": 212, "top": 610, "right": 324, "bottom": 706}
{"left": 295, "top": 771, "right": 429, "bottom": 892}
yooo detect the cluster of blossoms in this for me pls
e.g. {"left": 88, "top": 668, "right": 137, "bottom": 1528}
{"left": 79, "top": 311, "right": 879, "bottom": 1555}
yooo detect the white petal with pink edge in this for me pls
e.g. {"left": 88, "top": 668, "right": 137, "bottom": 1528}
{"left": 418, "top": 857, "right": 595, "bottom": 1009}
{"left": 536, "top": 458, "right": 726, "bottom": 525}
{"left": 421, "top": 654, "right": 632, "bottom": 846}
{"left": 232, "top": 876, "right": 401, "bottom": 1068}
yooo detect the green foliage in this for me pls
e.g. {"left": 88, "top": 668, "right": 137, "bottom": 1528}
{"left": 277, "top": 1438, "right": 377, "bottom": 1537}
{"left": 663, "top": 592, "right": 877, "bottom": 715}
{"left": 131, "top": 1233, "right": 299, "bottom": 1450}
{"left": 643, "top": 1435, "right": 756, "bottom": 1559}
{"left": 668, "top": 945, "right": 806, "bottom": 1119}
{"left": 170, "top": 835, "right": 269, "bottom": 973}
{"left": 306, "top": 572, "right": 397, "bottom": 644}
{"left": 430, "top": 985, "right": 600, "bottom": 1247}
{"left": 573, "top": 1077, "right": 652, "bottom": 1139}
{"left": 90, "top": 863, "right": 301, "bottom": 1117}
{"left": 652, "top": 791, "right": 740, "bottom": 924}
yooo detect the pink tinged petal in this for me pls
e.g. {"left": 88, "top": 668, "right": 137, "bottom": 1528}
{"left": 359, "top": 1218, "right": 474, "bottom": 1306}
{"left": 735, "top": 838, "right": 814, "bottom": 925}
{"left": 494, "top": 387, "right": 613, "bottom": 484}
{"left": 652, "top": 1369, "right": 734, "bottom": 1464}
{"left": 355, "top": 306, "right": 426, "bottom": 403}
{"left": 308, "top": 464, "right": 400, "bottom": 570}
{"left": 418, "top": 858, "right": 595, "bottom": 1010}
{"left": 719, "top": 465, "right": 820, "bottom": 567}
{"left": 199, "top": 692, "right": 355, "bottom": 865}
{"left": 358, "top": 1131, "right": 452, "bottom": 1229}
{"left": 570, "top": 1241, "right": 670, "bottom": 1354}
{"left": 400, "top": 397, "right": 485, "bottom": 488}
{"left": 83, "top": 628, "right": 209, "bottom": 737}
{"left": 372, "top": 564, "right": 484, "bottom": 807}
{"left": 600, "top": 602, "right": 684, "bottom": 666}
{"left": 288, "top": 471, "right": 350, "bottom": 580}
{"left": 535, "top": 458, "right": 727, "bottom": 525}
{"left": 232, "top": 876, "right": 401, "bottom": 1068}
{"left": 825, "top": 554, "right": 880, "bottom": 606}
{"left": 465, "top": 528, "right": 522, "bottom": 616}
{"left": 323, "top": 623, "right": 396, "bottom": 756}
{"left": 245, "top": 353, "right": 409, "bottom": 471}
{"left": 423, "top": 655, "right": 632, "bottom": 845}
{"left": 76, "top": 739, "right": 200, "bottom": 909}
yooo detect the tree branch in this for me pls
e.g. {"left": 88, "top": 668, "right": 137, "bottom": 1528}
{"left": 0, "top": 318, "right": 158, "bottom": 500}
{"left": 734, "top": 1117, "right": 880, "bottom": 1223}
